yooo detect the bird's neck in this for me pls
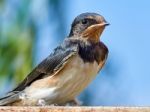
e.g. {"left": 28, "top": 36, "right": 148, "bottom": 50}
{"left": 64, "top": 38, "right": 108, "bottom": 64}
{"left": 78, "top": 41, "right": 108, "bottom": 64}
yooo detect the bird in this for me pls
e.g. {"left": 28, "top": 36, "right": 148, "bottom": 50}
{"left": 0, "top": 12, "right": 109, "bottom": 106}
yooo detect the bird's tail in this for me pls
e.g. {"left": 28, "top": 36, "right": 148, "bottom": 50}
{"left": 0, "top": 92, "right": 20, "bottom": 106}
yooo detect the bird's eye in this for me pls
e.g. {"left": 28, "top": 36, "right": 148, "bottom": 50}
{"left": 82, "top": 19, "right": 88, "bottom": 24}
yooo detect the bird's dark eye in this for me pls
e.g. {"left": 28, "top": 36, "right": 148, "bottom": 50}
{"left": 82, "top": 19, "right": 88, "bottom": 24}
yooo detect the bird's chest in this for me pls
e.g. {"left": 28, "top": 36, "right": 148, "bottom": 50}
{"left": 59, "top": 54, "right": 100, "bottom": 84}
{"left": 55, "top": 54, "right": 101, "bottom": 102}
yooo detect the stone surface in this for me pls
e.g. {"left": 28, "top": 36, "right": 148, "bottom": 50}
{"left": 0, "top": 107, "right": 149, "bottom": 112}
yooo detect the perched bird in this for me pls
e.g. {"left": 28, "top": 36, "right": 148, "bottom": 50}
{"left": 0, "top": 12, "right": 109, "bottom": 106}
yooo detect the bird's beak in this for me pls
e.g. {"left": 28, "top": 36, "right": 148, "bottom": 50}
{"left": 82, "top": 22, "right": 109, "bottom": 42}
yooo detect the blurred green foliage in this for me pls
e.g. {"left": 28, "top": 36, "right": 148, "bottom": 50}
{"left": 0, "top": 1, "right": 34, "bottom": 86}
{"left": 0, "top": 0, "right": 65, "bottom": 90}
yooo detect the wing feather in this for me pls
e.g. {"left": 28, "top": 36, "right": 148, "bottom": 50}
{"left": 13, "top": 48, "right": 77, "bottom": 91}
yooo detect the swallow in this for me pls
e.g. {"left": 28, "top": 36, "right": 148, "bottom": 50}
{"left": 0, "top": 12, "right": 109, "bottom": 106}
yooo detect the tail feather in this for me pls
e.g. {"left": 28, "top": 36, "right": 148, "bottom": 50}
{"left": 0, "top": 92, "right": 20, "bottom": 106}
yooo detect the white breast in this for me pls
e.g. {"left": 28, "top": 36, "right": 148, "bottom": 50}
{"left": 53, "top": 54, "right": 101, "bottom": 103}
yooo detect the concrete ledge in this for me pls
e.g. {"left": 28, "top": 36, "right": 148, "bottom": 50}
{"left": 0, "top": 107, "right": 149, "bottom": 112}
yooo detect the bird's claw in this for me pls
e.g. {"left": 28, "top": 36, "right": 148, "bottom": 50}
{"left": 37, "top": 99, "right": 47, "bottom": 106}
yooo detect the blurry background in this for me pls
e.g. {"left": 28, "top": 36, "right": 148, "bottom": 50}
{"left": 0, "top": 0, "right": 150, "bottom": 106}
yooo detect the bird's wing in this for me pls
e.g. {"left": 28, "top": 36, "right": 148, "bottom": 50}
{"left": 0, "top": 41, "right": 78, "bottom": 105}
{"left": 13, "top": 46, "right": 77, "bottom": 92}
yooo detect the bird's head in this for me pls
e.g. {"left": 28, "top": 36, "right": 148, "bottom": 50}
{"left": 69, "top": 12, "right": 109, "bottom": 43}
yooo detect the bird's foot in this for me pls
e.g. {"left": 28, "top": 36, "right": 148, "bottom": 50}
{"left": 65, "top": 98, "right": 82, "bottom": 106}
{"left": 49, "top": 103, "right": 59, "bottom": 106}
{"left": 37, "top": 99, "right": 47, "bottom": 106}
{"left": 37, "top": 100, "right": 59, "bottom": 106}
